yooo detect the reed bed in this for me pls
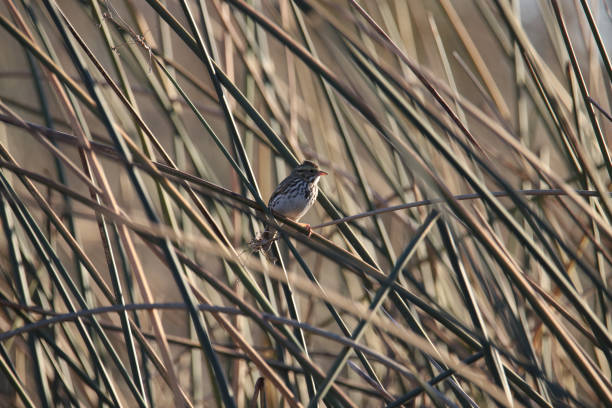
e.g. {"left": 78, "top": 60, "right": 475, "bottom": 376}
{"left": 0, "top": 0, "right": 610, "bottom": 407}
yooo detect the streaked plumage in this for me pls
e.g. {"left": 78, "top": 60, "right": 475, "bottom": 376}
{"left": 262, "top": 160, "right": 327, "bottom": 249}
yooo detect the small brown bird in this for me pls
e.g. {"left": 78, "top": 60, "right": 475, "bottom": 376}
{"left": 261, "top": 160, "right": 327, "bottom": 250}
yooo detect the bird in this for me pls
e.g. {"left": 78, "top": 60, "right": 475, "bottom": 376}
{"left": 261, "top": 160, "right": 327, "bottom": 251}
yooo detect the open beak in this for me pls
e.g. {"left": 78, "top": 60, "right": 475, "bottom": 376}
{"left": 318, "top": 170, "right": 328, "bottom": 176}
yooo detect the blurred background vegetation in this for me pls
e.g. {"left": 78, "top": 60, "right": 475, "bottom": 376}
{"left": 0, "top": 0, "right": 611, "bottom": 407}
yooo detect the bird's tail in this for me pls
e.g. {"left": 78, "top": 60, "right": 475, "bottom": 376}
{"left": 261, "top": 226, "right": 278, "bottom": 252}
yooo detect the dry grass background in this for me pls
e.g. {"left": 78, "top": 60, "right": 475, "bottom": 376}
{"left": 0, "top": 0, "right": 611, "bottom": 407}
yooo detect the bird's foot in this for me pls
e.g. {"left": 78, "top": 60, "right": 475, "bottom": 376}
{"left": 297, "top": 222, "right": 312, "bottom": 237}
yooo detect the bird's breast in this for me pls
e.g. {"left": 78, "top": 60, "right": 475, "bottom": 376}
{"left": 270, "top": 184, "right": 318, "bottom": 221}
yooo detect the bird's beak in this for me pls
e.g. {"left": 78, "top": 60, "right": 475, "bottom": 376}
{"left": 318, "top": 170, "right": 328, "bottom": 176}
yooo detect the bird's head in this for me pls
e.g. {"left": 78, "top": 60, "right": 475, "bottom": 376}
{"left": 293, "top": 160, "right": 327, "bottom": 183}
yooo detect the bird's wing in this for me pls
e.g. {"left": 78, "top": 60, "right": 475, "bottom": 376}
{"left": 268, "top": 175, "right": 298, "bottom": 206}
